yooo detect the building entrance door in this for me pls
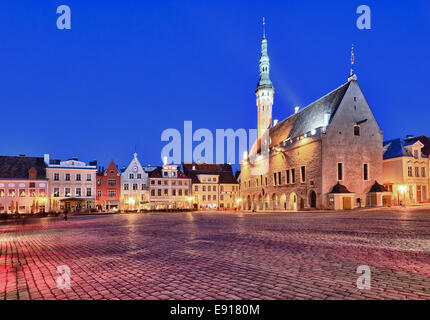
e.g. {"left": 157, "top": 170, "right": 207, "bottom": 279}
{"left": 417, "top": 186, "right": 422, "bottom": 202}
{"left": 289, "top": 193, "right": 297, "bottom": 211}
{"left": 342, "top": 197, "right": 352, "bottom": 210}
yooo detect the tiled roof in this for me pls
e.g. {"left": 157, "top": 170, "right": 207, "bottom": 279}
{"left": 382, "top": 138, "right": 417, "bottom": 160}
{"left": 329, "top": 182, "right": 352, "bottom": 194}
{"left": 405, "top": 136, "right": 430, "bottom": 157}
{"left": 182, "top": 163, "right": 238, "bottom": 184}
{"left": 369, "top": 181, "right": 388, "bottom": 193}
{"left": 0, "top": 156, "right": 47, "bottom": 179}
{"left": 252, "top": 81, "right": 351, "bottom": 153}
{"left": 149, "top": 166, "right": 190, "bottom": 179}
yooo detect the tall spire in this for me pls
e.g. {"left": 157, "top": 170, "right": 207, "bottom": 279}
{"left": 262, "top": 17, "right": 266, "bottom": 39}
{"left": 348, "top": 44, "right": 357, "bottom": 81}
{"left": 256, "top": 17, "right": 273, "bottom": 92}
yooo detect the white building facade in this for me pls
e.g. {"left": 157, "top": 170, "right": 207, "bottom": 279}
{"left": 120, "top": 153, "right": 149, "bottom": 211}
{"left": 45, "top": 154, "right": 97, "bottom": 213}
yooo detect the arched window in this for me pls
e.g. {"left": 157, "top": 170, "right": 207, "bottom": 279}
{"left": 354, "top": 125, "right": 361, "bottom": 136}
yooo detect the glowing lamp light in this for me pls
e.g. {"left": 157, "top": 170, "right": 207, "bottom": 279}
{"left": 398, "top": 185, "right": 407, "bottom": 193}
{"left": 128, "top": 198, "right": 135, "bottom": 205}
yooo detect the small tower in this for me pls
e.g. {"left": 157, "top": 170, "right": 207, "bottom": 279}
{"left": 256, "top": 17, "right": 274, "bottom": 139}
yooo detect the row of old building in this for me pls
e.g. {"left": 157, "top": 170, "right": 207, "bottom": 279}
{"left": 0, "top": 153, "right": 240, "bottom": 214}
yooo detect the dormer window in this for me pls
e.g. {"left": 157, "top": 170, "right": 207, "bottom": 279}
{"left": 414, "top": 150, "right": 419, "bottom": 159}
{"left": 354, "top": 125, "right": 360, "bottom": 136}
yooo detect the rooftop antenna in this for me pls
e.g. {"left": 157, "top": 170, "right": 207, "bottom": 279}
{"left": 350, "top": 44, "right": 355, "bottom": 76}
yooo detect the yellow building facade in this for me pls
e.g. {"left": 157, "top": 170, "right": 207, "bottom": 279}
{"left": 383, "top": 139, "right": 429, "bottom": 205}
{"left": 182, "top": 163, "right": 240, "bottom": 210}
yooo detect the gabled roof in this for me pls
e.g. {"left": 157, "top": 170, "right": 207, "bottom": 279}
{"left": 252, "top": 81, "right": 351, "bottom": 153}
{"left": 383, "top": 138, "right": 426, "bottom": 160}
{"left": 149, "top": 166, "right": 190, "bottom": 179}
{"left": 182, "top": 163, "right": 239, "bottom": 184}
{"left": 0, "top": 156, "right": 47, "bottom": 179}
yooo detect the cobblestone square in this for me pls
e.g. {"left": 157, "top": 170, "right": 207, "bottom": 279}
{"left": 1, "top": 208, "right": 430, "bottom": 300}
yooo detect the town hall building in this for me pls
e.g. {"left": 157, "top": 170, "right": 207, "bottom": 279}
{"left": 240, "top": 22, "right": 389, "bottom": 211}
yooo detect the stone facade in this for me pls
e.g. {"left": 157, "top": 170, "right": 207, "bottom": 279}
{"left": 240, "top": 30, "right": 384, "bottom": 211}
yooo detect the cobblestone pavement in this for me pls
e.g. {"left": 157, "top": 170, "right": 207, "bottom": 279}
{"left": 1, "top": 208, "right": 430, "bottom": 300}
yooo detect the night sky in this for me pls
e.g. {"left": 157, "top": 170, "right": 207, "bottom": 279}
{"left": 1, "top": 0, "right": 429, "bottom": 170}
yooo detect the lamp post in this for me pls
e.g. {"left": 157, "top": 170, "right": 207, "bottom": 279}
{"left": 128, "top": 197, "right": 135, "bottom": 211}
{"left": 236, "top": 198, "right": 242, "bottom": 211}
{"left": 187, "top": 196, "right": 194, "bottom": 210}
{"left": 398, "top": 185, "right": 407, "bottom": 206}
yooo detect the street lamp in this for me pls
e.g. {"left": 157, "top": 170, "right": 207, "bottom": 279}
{"left": 187, "top": 196, "right": 194, "bottom": 209}
{"left": 128, "top": 197, "right": 135, "bottom": 211}
{"left": 236, "top": 198, "right": 242, "bottom": 211}
{"left": 398, "top": 185, "right": 407, "bottom": 206}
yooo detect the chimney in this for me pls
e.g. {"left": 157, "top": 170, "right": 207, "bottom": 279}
{"left": 294, "top": 106, "right": 299, "bottom": 114}
{"left": 44, "top": 154, "right": 50, "bottom": 165}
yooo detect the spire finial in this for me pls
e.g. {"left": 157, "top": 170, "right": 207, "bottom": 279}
{"left": 262, "top": 17, "right": 266, "bottom": 39}
{"left": 350, "top": 44, "right": 355, "bottom": 76}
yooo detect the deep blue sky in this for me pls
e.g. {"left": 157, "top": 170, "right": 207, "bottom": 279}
{"left": 1, "top": 0, "right": 429, "bottom": 169}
